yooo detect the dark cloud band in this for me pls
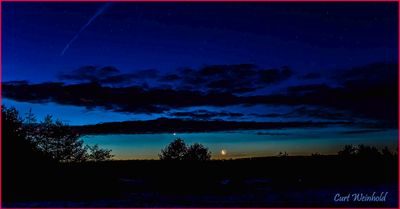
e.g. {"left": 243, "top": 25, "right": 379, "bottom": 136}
{"left": 3, "top": 62, "right": 397, "bottom": 128}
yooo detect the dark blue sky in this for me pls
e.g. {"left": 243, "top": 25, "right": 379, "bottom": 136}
{"left": 2, "top": 2, "right": 398, "bottom": 126}
{"left": 3, "top": 2, "right": 397, "bottom": 82}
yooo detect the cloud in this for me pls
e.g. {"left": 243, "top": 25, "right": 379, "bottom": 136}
{"left": 251, "top": 113, "right": 285, "bottom": 118}
{"left": 159, "top": 64, "right": 293, "bottom": 94}
{"left": 2, "top": 81, "right": 241, "bottom": 114}
{"left": 340, "top": 129, "right": 385, "bottom": 135}
{"left": 246, "top": 62, "right": 397, "bottom": 127}
{"left": 59, "top": 66, "right": 129, "bottom": 84}
{"left": 158, "top": 74, "right": 181, "bottom": 82}
{"left": 252, "top": 106, "right": 352, "bottom": 121}
{"left": 287, "top": 84, "right": 331, "bottom": 94}
{"left": 74, "top": 118, "right": 351, "bottom": 134}
{"left": 299, "top": 72, "right": 321, "bottom": 80}
{"left": 58, "top": 64, "right": 292, "bottom": 93}
{"left": 3, "top": 62, "right": 397, "bottom": 128}
{"left": 169, "top": 110, "right": 244, "bottom": 120}
{"left": 333, "top": 62, "right": 397, "bottom": 84}
{"left": 287, "top": 107, "right": 351, "bottom": 121}
{"left": 59, "top": 66, "right": 158, "bottom": 85}
{"left": 255, "top": 132, "right": 289, "bottom": 136}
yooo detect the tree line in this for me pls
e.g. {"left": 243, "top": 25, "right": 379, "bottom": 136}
{"left": 2, "top": 106, "right": 113, "bottom": 163}
{"left": 159, "top": 138, "right": 211, "bottom": 161}
{"left": 3, "top": 105, "right": 395, "bottom": 163}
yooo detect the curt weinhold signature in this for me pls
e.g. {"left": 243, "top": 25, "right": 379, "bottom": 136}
{"left": 334, "top": 192, "right": 388, "bottom": 202}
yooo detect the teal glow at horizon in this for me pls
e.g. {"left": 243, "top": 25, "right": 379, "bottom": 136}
{"left": 83, "top": 127, "right": 398, "bottom": 160}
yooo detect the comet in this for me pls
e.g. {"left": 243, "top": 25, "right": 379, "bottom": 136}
{"left": 60, "top": 2, "right": 112, "bottom": 56}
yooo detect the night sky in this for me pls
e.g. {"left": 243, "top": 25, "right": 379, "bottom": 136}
{"left": 2, "top": 2, "right": 398, "bottom": 127}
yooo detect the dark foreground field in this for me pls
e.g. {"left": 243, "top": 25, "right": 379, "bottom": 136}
{"left": 3, "top": 155, "right": 398, "bottom": 208}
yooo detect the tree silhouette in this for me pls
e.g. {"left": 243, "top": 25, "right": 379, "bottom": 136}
{"left": 25, "top": 115, "right": 89, "bottom": 162}
{"left": 185, "top": 143, "right": 211, "bottom": 161}
{"left": 2, "top": 106, "right": 48, "bottom": 164}
{"left": 159, "top": 138, "right": 187, "bottom": 160}
{"left": 87, "top": 144, "right": 114, "bottom": 162}
{"left": 25, "top": 108, "right": 37, "bottom": 125}
{"left": 338, "top": 144, "right": 389, "bottom": 158}
{"left": 381, "top": 146, "right": 394, "bottom": 157}
{"left": 311, "top": 152, "right": 321, "bottom": 157}
{"left": 277, "top": 151, "right": 288, "bottom": 157}
{"left": 159, "top": 138, "right": 211, "bottom": 161}
{"left": 356, "top": 144, "right": 381, "bottom": 158}
{"left": 2, "top": 106, "right": 54, "bottom": 202}
{"left": 338, "top": 145, "right": 357, "bottom": 157}
{"left": 3, "top": 105, "right": 113, "bottom": 163}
